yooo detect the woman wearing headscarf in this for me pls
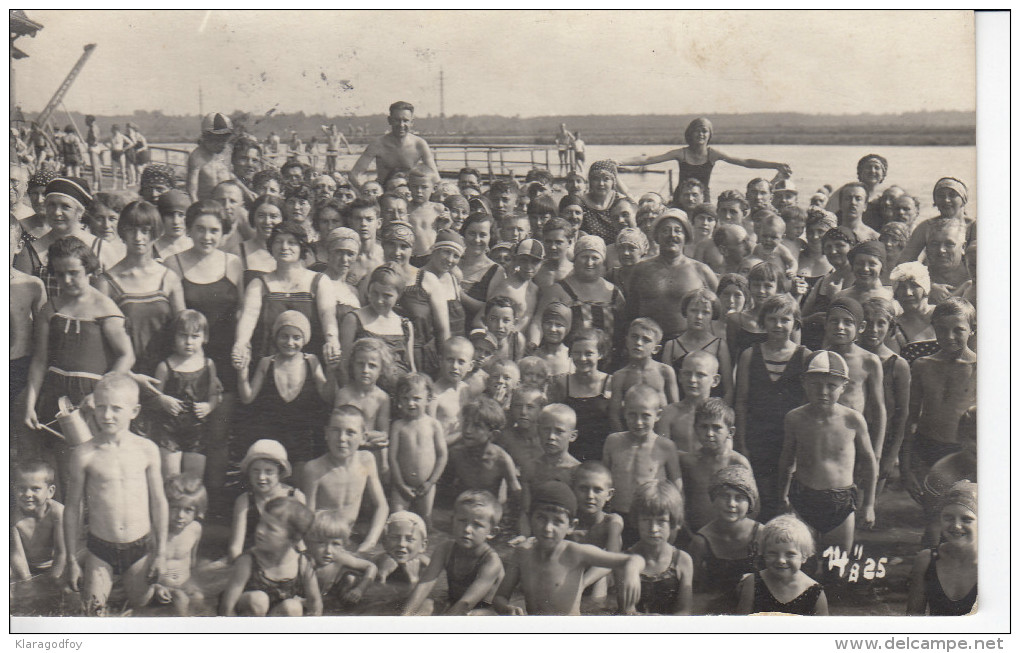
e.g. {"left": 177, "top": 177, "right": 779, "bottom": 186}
{"left": 899, "top": 177, "right": 974, "bottom": 263}
{"left": 618, "top": 117, "right": 792, "bottom": 206}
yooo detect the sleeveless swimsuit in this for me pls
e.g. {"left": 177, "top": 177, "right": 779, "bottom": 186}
{"left": 351, "top": 311, "right": 413, "bottom": 376}
{"left": 242, "top": 551, "right": 312, "bottom": 610}
{"left": 103, "top": 269, "right": 174, "bottom": 376}
{"left": 564, "top": 374, "right": 611, "bottom": 463}
{"left": 556, "top": 279, "right": 625, "bottom": 348}
{"left": 744, "top": 344, "right": 809, "bottom": 521}
{"left": 151, "top": 358, "right": 220, "bottom": 454}
{"left": 697, "top": 523, "right": 761, "bottom": 615}
{"left": 750, "top": 571, "right": 822, "bottom": 615}
{"left": 176, "top": 252, "right": 239, "bottom": 392}
{"left": 924, "top": 548, "right": 977, "bottom": 616}
{"left": 37, "top": 309, "right": 117, "bottom": 423}
{"left": 671, "top": 150, "right": 715, "bottom": 206}
{"left": 239, "top": 241, "right": 271, "bottom": 289}
{"left": 445, "top": 544, "right": 499, "bottom": 606}
{"left": 240, "top": 355, "right": 327, "bottom": 464}
{"left": 632, "top": 547, "right": 684, "bottom": 615}
{"left": 461, "top": 262, "right": 500, "bottom": 328}
{"left": 664, "top": 335, "right": 726, "bottom": 399}
{"left": 252, "top": 273, "right": 326, "bottom": 361}
{"left": 396, "top": 268, "right": 466, "bottom": 374}
{"left": 242, "top": 486, "right": 298, "bottom": 552}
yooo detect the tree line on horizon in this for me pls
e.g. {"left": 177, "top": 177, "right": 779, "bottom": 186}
{"left": 21, "top": 108, "right": 975, "bottom": 147}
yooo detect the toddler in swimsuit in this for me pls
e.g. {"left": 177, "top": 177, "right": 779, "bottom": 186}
{"left": 220, "top": 496, "right": 321, "bottom": 616}
{"left": 403, "top": 490, "right": 505, "bottom": 616}
{"left": 151, "top": 310, "right": 223, "bottom": 481}
{"left": 626, "top": 481, "right": 693, "bottom": 615}
{"left": 737, "top": 514, "right": 828, "bottom": 615}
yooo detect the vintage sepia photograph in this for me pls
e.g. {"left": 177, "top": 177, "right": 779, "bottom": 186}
{"left": 8, "top": 8, "right": 998, "bottom": 635}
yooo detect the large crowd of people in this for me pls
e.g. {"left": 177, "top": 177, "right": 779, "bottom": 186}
{"left": 10, "top": 103, "right": 977, "bottom": 618}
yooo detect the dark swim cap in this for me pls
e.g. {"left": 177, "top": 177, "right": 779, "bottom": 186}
{"left": 530, "top": 480, "right": 577, "bottom": 518}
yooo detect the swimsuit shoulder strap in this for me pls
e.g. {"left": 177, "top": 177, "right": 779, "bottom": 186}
{"left": 173, "top": 254, "right": 186, "bottom": 278}
{"left": 239, "top": 241, "right": 248, "bottom": 267}
{"left": 103, "top": 271, "right": 125, "bottom": 297}
{"left": 557, "top": 278, "right": 579, "bottom": 301}
{"left": 222, "top": 250, "right": 231, "bottom": 279}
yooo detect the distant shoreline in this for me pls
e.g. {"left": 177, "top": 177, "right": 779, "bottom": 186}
{"left": 418, "top": 132, "right": 975, "bottom": 147}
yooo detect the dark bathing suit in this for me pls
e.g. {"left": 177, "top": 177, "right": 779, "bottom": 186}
{"left": 750, "top": 570, "right": 822, "bottom": 615}
{"left": 86, "top": 531, "right": 150, "bottom": 575}
{"left": 788, "top": 478, "right": 857, "bottom": 534}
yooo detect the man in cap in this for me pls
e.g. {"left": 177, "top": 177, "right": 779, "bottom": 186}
{"left": 625, "top": 209, "right": 719, "bottom": 340}
{"left": 821, "top": 297, "right": 886, "bottom": 460}
{"left": 779, "top": 349, "right": 877, "bottom": 565}
{"left": 187, "top": 112, "right": 234, "bottom": 202}
{"left": 349, "top": 101, "right": 438, "bottom": 191}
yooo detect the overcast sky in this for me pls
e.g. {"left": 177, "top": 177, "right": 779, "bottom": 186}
{"left": 14, "top": 10, "right": 975, "bottom": 118}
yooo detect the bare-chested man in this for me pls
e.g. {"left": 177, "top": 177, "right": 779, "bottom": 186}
{"left": 625, "top": 210, "right": 718, "bottom": 340}
{"left": 186, "top": 112, "right": 234, "bottom": 202}
{"left": 63, "top": 373, "right": 168, "bottom": 614}
{"left": 302, "top": 405, "right": 388, "bottom": 553}
{"left": 349, "top": 101, "right": 438, "bottom": 190}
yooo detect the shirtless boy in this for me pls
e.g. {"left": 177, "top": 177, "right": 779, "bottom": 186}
{"left": 679, "top": 399, "right": 752, "bottom": 533}
{"left": 901, "top": 298, "right": 977, "bottom": 502}
{"left": 11, "top": 460, "right": 65, "bottom": 582}
{"left": 446, "top": 396, "right": 522, "bottom": 512}
{"left": 822, "top": 297, "right": 887, "bottom": 459}
{"left": 389, "top": 374, "right": 448, "bottom": 526}
{"left": 63, "top": 373, "right": 168, "bottom": 614}
{"left": 779, "top": 351, "right": 877, "bottom": 562}
{"left": 186, "top": 112, "right": 234, "bottom": 202}
{"left": 568, "top": 461, "right": 624, "bottom": 599}
{"left": 406, "top": 167, "right": 442, "bottom": 257}
{"left": 603, "top": 384, "right": 683, "bottom": 547}
{"left": 519, "top": 404, "right": 581, "bottom": 535}
{"left": 657, "top": 350, "right": 720, "bottom": 453}
{"left": 494, "top": 480, "right": 644, "bottom": 615}
{"left": 350, "top": 101, "right": 438, "bottom": 189}
{"left": 303, "top": 405, "right": 388, "bottom": 553}
{"left": 609, "top": 318, "right": 680, "bottom": 431}
{"left": 429, "top": 336, "right": 475, "bottom": 446}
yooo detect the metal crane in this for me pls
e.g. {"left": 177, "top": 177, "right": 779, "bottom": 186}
{"left": 36, "top": 43, "right": 96, "bottom": 129}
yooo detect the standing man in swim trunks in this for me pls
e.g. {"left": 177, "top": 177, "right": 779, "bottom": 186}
{"left": 555, "top": 123, "right": 575, "bottom": 176}
{"left": 349, "top": 101, "right": 438, "bottom": 191}
{"left": 63, "top": 373, "right": 168, "bottom": 615}
{"left": 321, "top": 124, "right": 353, "bottom": 174}
{"left": 186, "top": 112, "right": 235, "bottom": 202}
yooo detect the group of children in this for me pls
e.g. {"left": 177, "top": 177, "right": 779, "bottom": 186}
{"left": 10, "top": 112, "right": 977, "bottom": 618}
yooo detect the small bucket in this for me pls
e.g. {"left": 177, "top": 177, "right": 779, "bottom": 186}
{"left": 55, "top": 396, "right": 94, "bottom": 446}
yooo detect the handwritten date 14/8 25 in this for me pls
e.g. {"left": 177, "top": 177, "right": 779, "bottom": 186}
{"left": 822, "top": 545, "right": 887, "bottom": 583}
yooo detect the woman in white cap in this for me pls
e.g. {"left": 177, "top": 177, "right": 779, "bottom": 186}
{"left": 531, "top": 234, "right": 625, "bottom": 358}
{"left": 396, "top": 229, "right": 467, "bottom": 374}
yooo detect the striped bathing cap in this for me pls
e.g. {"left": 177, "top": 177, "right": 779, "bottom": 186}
{"left": 803, "top": 350, "right": 850, "bottom": 380}
{"left": 45, "top": 177, "right": 92, "bottom": 210}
